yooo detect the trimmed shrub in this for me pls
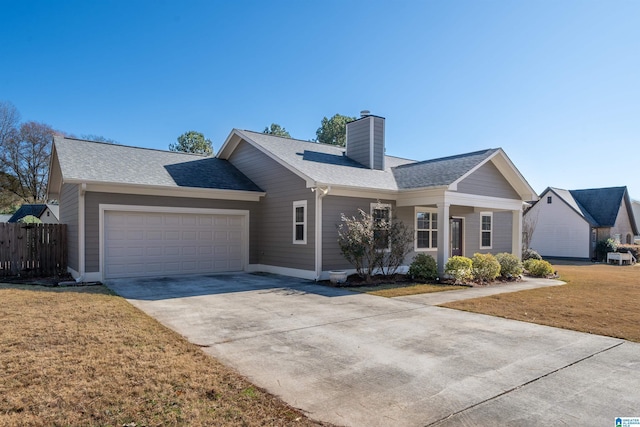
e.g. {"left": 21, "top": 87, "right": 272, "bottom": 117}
{"left": 524, "top": 259, "right": 554, "bottom": 277}
{"left": 495, "top": 252, "right": 523, "bottom": 278}
{"left": 445, "top": 256, "right": 473, "bottom": 284}
{"left": 522, "top": 248, "right": 541, "bottom": 261}
{"left": 408, "top": 253, "right": 438, "bottom": 282}
{"left": 471, "top": 253, "right": 501, "bottom": 282}
{"left": 596, "top": 238, "right": 617, "bottom": 261}
{"left": 17, "top": 215, "right": 42, "bottom": 224}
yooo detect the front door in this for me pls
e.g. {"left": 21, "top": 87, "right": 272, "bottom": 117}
{"left": 451, "top": 218, "right": 463, "bottom": 256}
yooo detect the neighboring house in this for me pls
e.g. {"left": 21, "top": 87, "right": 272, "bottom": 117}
{"left": 47, "top": 112, "right": 537, "bottom": 282}
{"left": 632, "top": 200, "right": 640, "bottom": 243}
{"left": 8, "top": 204, "right": 59, "bottom": 224}
{"left": 525, "top": 186, "right": 639, "bottom": 260}
{"left": 0, "top": 214, "right": 11, "bottom": 223}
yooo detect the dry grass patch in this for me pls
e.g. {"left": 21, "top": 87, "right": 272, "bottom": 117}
{"left": 342, "top": 283, "right": 468, "bottom": 298}
{"left": 442, "top": 264, "right": 640, "bottom": 342}
{"left": 0, "top": 284, "right": 328, "bottom": 427}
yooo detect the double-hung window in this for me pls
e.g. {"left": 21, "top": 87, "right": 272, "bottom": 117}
{"left": 480, "top": 212, "right": 492, "bottom": 249}
{"left": 371, "top": 203, "right": 391, "bottom": 250}
{"left": 293, "top": 200, "right": 307, "bottom": 244}
{"left": 416, "top": 209, "right": 437, "bottom": 250}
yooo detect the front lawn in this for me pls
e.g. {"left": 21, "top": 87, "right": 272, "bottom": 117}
{"left": 0, "top": 284, "right": 327, "bottom": 426}
{"left": 442, "top": 263, "right": 640, "bottom": 342}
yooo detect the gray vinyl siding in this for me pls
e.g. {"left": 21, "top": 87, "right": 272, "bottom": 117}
{"left": 228, "top": 141, "right": 315, "bottom": 271}
{"left": 321, "top": 196, "right": 396, "bottom": 271}
{"left": 60, "top": 183, "right": 79, "bottom": 271}
{"left": 463, "top": 211, "right": 513, "bottom": 256}
{"left": 457, "top": 162, "right": 520, "bottom": 199}
{"left": 346, "top": 118, "right": 371, "bottom": 168}
{"left": 83, "top": 192, "right": 260, "bottom": 273}
{"left": 372, "top": 117, "right": 385, "bottom": 170}
{"left": 345, "top": 116, "right": 385, "bottom": 171}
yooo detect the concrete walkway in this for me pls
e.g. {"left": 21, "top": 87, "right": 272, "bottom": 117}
{"left": 106, "top": 274, "right": 640, "bottom": 426}
{"left": 395, "top": 277, "right": 566, "bottom": 305}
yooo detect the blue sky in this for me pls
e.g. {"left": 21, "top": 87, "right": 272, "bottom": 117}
{"left": 2, "top": 0, "right": 639, "bottom": 198}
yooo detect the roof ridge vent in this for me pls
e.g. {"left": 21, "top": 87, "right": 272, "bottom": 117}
{"left": 360, "top": 110, "right": 371, "bottom": 118}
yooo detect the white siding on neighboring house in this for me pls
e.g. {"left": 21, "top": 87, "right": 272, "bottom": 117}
{"left": 632, "top": 200, "right": 640, "bottom": 241}
{"left": 528, "top": 193, "right": 591, "bottom": 258}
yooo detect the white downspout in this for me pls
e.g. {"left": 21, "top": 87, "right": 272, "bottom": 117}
{"left": 76, "top": 183, "right": 86, "bottom": 283}
{"left": 313, "top": 186, "right": 330, "bottom": 280}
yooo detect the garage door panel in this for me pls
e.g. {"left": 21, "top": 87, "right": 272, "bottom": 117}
{"left": 105, "top": 211, "right": 245, "bottom": 279}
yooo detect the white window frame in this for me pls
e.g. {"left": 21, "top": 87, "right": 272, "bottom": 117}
{"left": 293, "top": 200, "right": 307, "bottom": 244}
{"left": 370, "top": 202, "right": 392, "bottom": 251}
{"left": 480, "top": 212, "right": 493, "bottom": 249}
{"left": 414, "top": 207, "right": 437, "bottom": 251}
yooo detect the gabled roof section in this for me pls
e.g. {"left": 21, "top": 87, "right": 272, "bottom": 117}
{"left": 218, "top": 130, "right": 414, "bottom": 191}
{"left": 8, "top": 204, "right": 48, "bottom": 223}
{"left": 392, "top": 149, "right": 498, "bottom": 189}
{"left": 52, "top": 136, "right": 263, "bottom": 193}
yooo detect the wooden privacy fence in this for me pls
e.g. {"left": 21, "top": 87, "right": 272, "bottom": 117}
{"left": 0, "top": 223, "right": 67, "bottom": 278}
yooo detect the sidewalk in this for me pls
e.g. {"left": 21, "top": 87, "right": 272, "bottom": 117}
{"left": 394, "top": 277, "right": 566, "bottom": 305}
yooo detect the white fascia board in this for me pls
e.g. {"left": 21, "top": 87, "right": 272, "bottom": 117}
{"left": 216, "top": 130, "right": 243, "bottom": 159}
{"left": 65, "top": 180, "right": 265, "bottom": 202}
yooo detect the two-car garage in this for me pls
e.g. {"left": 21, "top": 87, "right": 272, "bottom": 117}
{"left": 103, "top": 209, "right": 247, "bottom": 279}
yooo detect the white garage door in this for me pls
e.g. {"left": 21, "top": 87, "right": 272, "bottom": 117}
{"left": 104, "top": 211, "right": 245, "bottom": 279}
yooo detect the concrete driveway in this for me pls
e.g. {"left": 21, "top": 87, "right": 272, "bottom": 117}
{"left": 106, "top": 273, "right": 640, "bottom": 426}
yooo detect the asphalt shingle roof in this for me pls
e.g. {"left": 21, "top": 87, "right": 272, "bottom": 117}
{"left": 570, "top": 187, "right": 627, "bottom": 227}
{"left": 8, "top": 204, "right": 48, "bottom": 223}
{"left": 392, "top": 149, "right": 499, "bottom": 189}
{"left": 54, "top": 137, "right": 263, "bottom": 192}
{"left": 236, "top": 130, "right": 497, "bottom": 191}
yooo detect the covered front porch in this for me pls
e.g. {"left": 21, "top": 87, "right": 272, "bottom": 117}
{"left": 397, "top": 189, "right": 524, "bottom": 274}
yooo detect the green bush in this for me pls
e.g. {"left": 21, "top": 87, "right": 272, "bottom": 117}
{"left": 596, "top": 238, "right": 617, "bottom": 261}
{"left": 495, "top": 252, "right": 523, "bottom": 278}
{"left": 408, "top": 253, "right": 438, "bottom": 282}
{"left": 444, "top": 256, "right": 473, "bottom": 284}
{"left": 471, "top": 253, "right": 501, "bottom": 282}
{"left": 522, "top": 248, "right": 541, "bottom": 261}
{"left": 523, "top": 259, "right": 554, "bottom": 277}
{"left": 17, "top": 215, "right": 42, "bottom": 224}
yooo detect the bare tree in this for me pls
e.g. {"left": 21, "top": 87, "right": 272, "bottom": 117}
{"left": 0, "top": 121, "right": 54, "bottom": 203}
{"left": 0, "top": 101, "right": 20, "bottom": 147}
{"left": 522, "top": 209, "right": 539, "bottom": 251}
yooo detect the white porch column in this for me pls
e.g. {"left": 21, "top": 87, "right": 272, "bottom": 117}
{"left": 512, "top": 208, "right": 523, "bottom": 259}
{"left": 437, "top": 202, "right": 450, "bottom": 275}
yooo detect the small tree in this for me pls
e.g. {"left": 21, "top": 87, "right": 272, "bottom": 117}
{"left": 263, "top": 123, "right": 291, "bottom": 138}
{"left": 378, "top": 218, "right": 414, "bottom": 277}
{"left": 315, "top": 114, "right": 356, "bottom": 147}
{"left": 337, "top": 206, "right": 413, "bottom": 281}
{"left": 337, "top": 209, "right": 382, "bottom": 282}
{"left": 17, "top": 214, "right": 42, "bottom": 224}
{"left": 169, "top": 131, "right": 213, "bottom": 156}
